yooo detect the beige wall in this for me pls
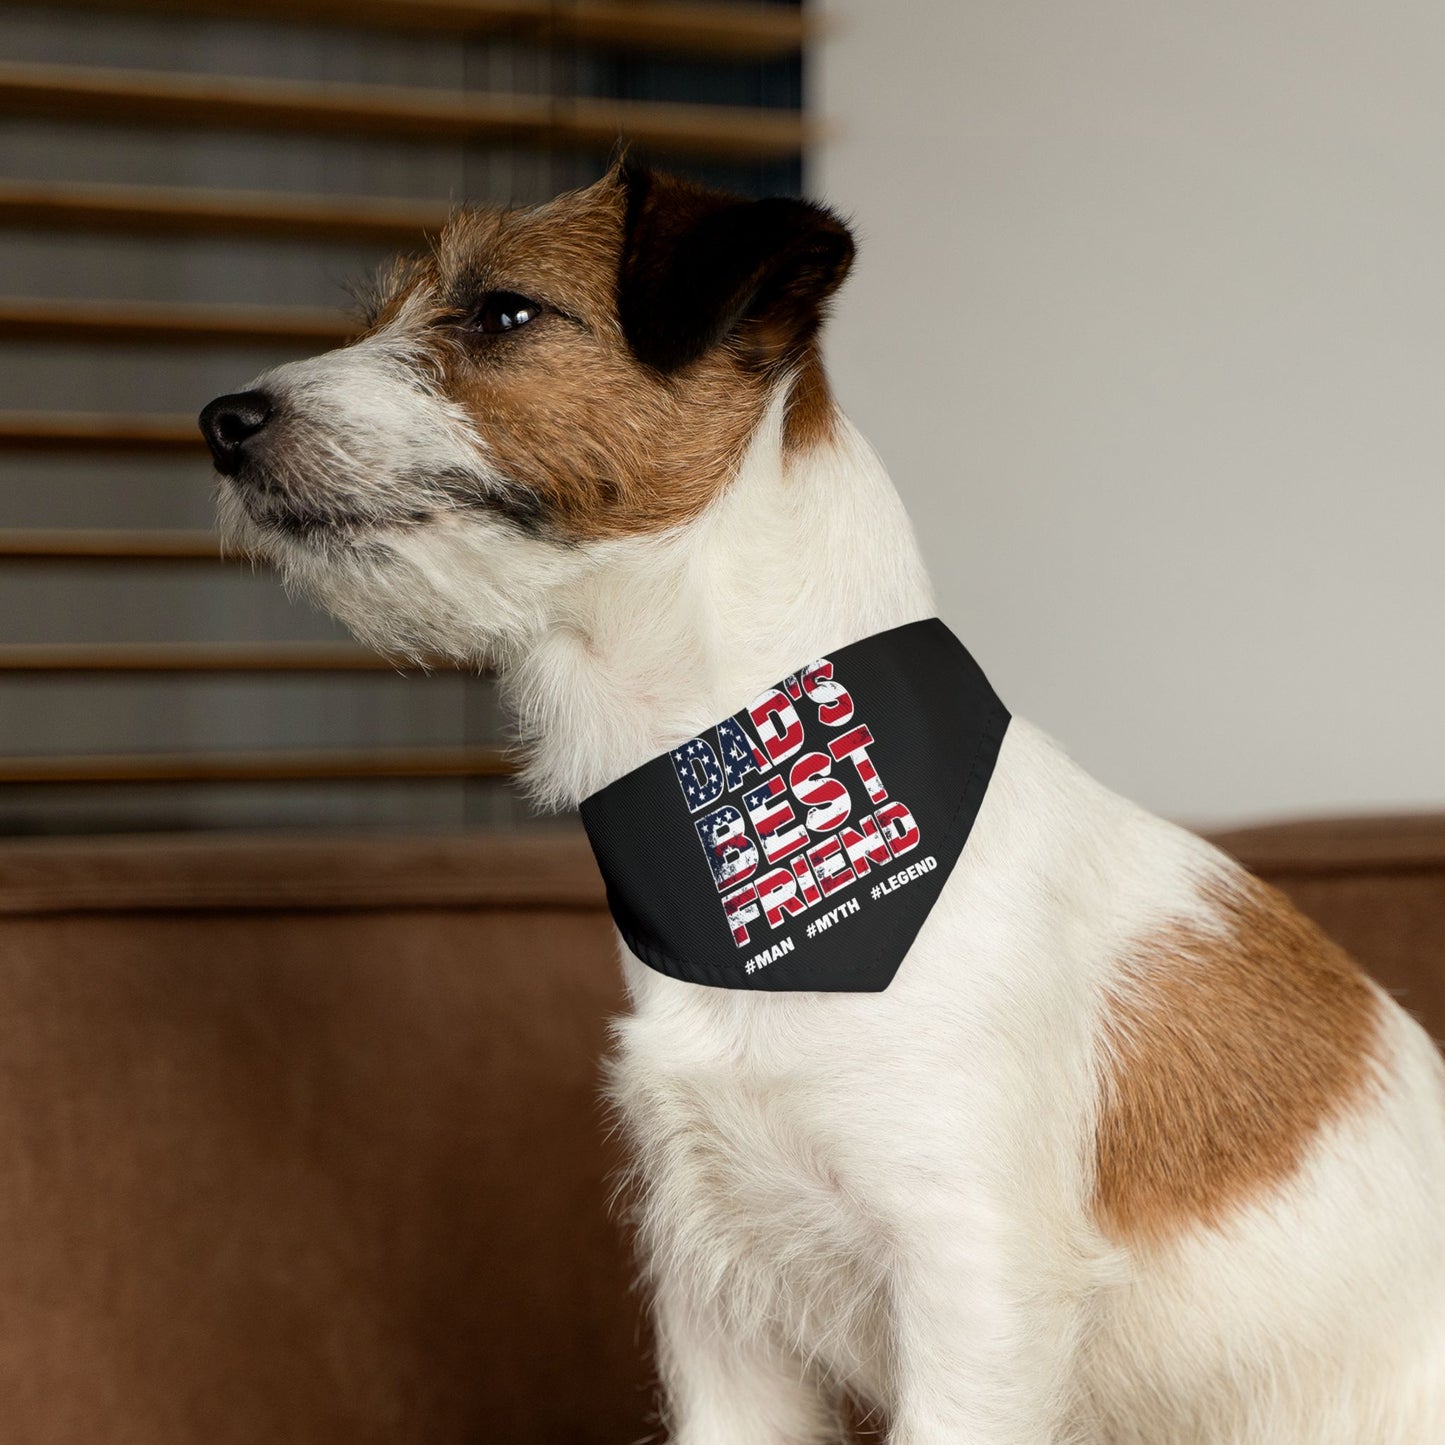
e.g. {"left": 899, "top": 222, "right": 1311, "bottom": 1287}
{"left": 813, "top": 0, "right": 1445, "bottom": 826}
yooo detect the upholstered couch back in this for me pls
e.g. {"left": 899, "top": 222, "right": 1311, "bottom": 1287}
{"left": 0, "top": 818, "right": 1439, "bottom": 1443}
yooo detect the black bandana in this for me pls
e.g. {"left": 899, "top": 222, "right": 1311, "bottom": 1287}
{"left": 579, "top": 619, "right": 1009, "bottom": 992}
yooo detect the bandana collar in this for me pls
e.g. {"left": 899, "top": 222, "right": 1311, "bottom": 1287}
{"left": 579, "top": 618, "right": 1009, "bottom": 992}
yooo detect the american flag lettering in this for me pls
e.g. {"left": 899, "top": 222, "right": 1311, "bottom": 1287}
{"left": 667, "top": 657, "right": 922, "bottom": 950}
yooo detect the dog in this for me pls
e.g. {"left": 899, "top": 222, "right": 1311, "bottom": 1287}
{"left": 200, "top": 162, "right": 1445, "bottom": 1443}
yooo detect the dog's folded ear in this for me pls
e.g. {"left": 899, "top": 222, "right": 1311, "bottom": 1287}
{"left": 617, "top": 162, "right": 855, "bottom": 375}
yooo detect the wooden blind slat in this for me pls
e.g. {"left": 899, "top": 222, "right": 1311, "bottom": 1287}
{"left": 29, "top": 0, "right": 810, "bottom": 59}
{"left": 0, "top": 745, "right": 514, "bottom": 784}
{"left": 0, "top": 180, "right": 448, "bottom": 245}
{"left": 0, "top": 297, "right": 353, "bottom": 348}
{"left": 0, "top": 529, "right": 221, "bottom": 560}
{"left": 0, "top": 297, "right": 351, "bottom": 348}
{"left": 0, "top": 413, "right": 203, "bottom": 452}
{"left": 0, "top": 62, "right": 813, "bottom": 161}
{"left": 546, "top": 0, "right": 810, "bottom": 58}
{"left": 0, "top": 643, "right": 420, "bottom": 673}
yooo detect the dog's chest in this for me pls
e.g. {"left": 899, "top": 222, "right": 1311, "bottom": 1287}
{"left": 613, "top": 1007, "right": 892, "bottom": 1390}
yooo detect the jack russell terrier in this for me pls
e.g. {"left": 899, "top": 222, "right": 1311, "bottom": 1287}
{"left": 200, "top": 163, "right": 1445, "bottom": 1444}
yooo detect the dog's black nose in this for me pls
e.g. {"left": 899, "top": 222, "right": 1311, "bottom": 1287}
{"left": 199, "top": 390, "right": 273, "bottom": 475}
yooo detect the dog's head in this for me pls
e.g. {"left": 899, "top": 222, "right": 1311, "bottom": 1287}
{"left": 200, "top": 164, "right": 854, "bottom": 660}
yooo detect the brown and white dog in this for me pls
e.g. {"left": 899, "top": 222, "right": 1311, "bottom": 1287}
{"left": 201, "top": 164, "right": 1445, "bottom": 1444}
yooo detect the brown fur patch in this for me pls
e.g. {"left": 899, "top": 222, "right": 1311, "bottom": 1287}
{"left": 782, "top": 343, "right": 840, "bottom": 456}
{"left": 1093, "top": 872, "right": 1382, "bottom": 1246}
{"left": 365, "top": 178, "right": 784, "bottom": 541}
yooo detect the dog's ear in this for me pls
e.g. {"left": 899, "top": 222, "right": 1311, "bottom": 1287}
{"left": 616, "top": 162, "right": 855, "bottom": 374}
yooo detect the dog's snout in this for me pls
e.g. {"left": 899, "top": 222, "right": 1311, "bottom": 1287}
{"left": 200, "top": 390, "right": 274, "bottom": 475}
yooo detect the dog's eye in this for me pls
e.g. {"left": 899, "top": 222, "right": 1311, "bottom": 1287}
{"left": 471, "top": 291, "right": 544, "bottom": 335}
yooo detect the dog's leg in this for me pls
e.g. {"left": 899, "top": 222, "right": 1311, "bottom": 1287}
{"left": 654, "top": 1276, "right": 840, "bottom": 1445}
{"left": 884, "top": 1200, "right": 1092, "bottom": 1445}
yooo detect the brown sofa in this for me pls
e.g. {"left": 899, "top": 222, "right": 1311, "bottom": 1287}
{"left": 0, "top": 817, "right": 1440, "bottom": 1443}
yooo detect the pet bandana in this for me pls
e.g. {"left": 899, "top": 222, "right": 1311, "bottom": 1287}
{"left": 579, "top": 618, "right": 1009, "bottom": 992}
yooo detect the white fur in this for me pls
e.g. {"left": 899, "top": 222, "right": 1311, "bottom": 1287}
{"left": 221, "top": 349, "right": 1445, "bottom": 1443}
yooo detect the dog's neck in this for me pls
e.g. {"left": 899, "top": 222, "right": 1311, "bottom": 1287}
{"left": 504, "top": 391, "right": 937, "bottom": 809}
